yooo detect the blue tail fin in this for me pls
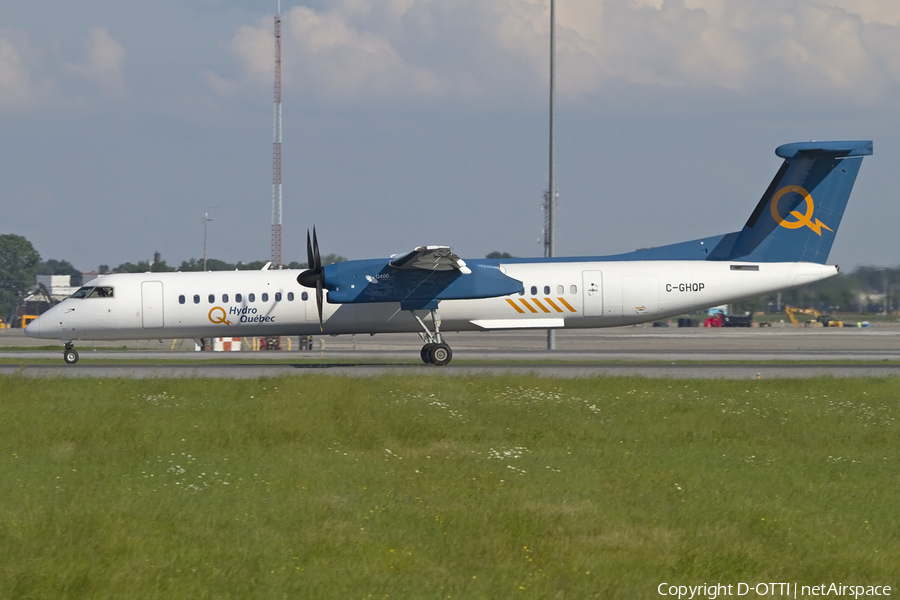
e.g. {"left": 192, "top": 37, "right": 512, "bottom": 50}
{"left": 710, "top": 140, "right": 872, "bottom": 263}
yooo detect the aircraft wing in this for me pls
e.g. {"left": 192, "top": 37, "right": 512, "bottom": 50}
{"left": 389, "top": 246, "right": 472, "bottom": 274}
{"left": 323, "top": 248, "right": 522, "bottom": 310}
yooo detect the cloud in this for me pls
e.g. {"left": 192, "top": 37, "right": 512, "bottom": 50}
{"left": 0, "top": 26, "right": 128, "bottom": 113}
{"left": 215, "top": 0, "right": 900, "bottom": 109}
{"left": 0, "top": 32, "right": 53, "bottom": 110}
{"left": 202, "top": 69, "right": 239, "bottom": 97}
{"left": 825, "top": 0, "right": 900, "bottom": 26}
{"left": 66, "top": 27, "right": 126, "bottom": 96}
{"left": 222, "top": 4, "right": 450, "bottom": 103}
{"left": 0, "top": 37, "right": 36, "bottom": 108}
{"left": 285, "top": 5, "right": 448, "bottom": 100}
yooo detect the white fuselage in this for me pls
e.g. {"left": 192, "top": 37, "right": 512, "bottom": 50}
{"left": 26, "top": 260, "right": 837, "bottom": 342}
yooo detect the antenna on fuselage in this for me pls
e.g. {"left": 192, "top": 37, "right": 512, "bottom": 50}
{"left": 202, "top": 209, "right": 214, "bottom": 271}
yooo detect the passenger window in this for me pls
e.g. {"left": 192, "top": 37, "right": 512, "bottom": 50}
{"left": 287, "top": 292, "right": 294, "bottom": 301}
{"left": 275, "top": 292, "right": 282, "bottom": 302}
{"left": 543, "top": 285, "right": 550, "bottom": 295}
{"left": 301, "top": 292, "right": 309, "bottom": 301}
{"left": 530, "top": 286, "right": 537, "bottom": 295}
{"left": 178, "top": 295, "right": 185, "bottom": 304}
{"left": 262, "top": 293, "right": 269, "bottom": 302}
{"left": 235, "top": 293, "right": 243, "bottom": 302}
{"left": 222, "top": 294, "right": 229, "bottom": 303}
{"left": 208, "top": 294, "right": 215, "bottom": 304}
{"left": 193, "top": 294, "right": 200, "bottom": 304}
{"left": 557, "top": 285, "right": 564, "bottom": 295}
{"left": 248, "top": 293, "right": 255, "bottom": 302}
{"left": 570, "top": 285, "right": 577, "bottom": 294}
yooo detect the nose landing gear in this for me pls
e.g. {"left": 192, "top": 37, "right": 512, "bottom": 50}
{"left": 63, "top": 342, "right": 79, "bottom": 365}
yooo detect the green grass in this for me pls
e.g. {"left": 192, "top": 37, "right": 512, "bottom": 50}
{"left": 1, "top": 375, "right": 898, "bottom": 599}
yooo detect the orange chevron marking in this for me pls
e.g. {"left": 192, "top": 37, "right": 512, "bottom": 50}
{"left": 531, "top": 298, "right": 551, "bottom": 313}
{"left": 543, "top": 298, "right": 564, "bottom": 313}
{"left": 518, "top": 298, "right": 538, "bottom": 313}
{"left": 506, "top": 298, "right": 525, "bottom": 313}
{"left": 557, "top": 297, "right": 577, "bottom": 312}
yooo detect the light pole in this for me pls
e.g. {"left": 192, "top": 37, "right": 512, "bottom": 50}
{"left": 547, "top": 0, "right": 557, "bottom": 351}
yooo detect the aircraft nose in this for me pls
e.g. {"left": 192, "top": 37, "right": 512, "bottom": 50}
{"left": 24, "top": 315, "right": 41, "bottom": 338}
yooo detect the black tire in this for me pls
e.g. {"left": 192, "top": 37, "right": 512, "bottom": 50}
{"left": 428, "top": 343, "right": 452, "bottom": 366}
{"left": 420, "top": 344, "right": 435, "bottom": 365}
{"left": 64, "top": 349, "right": 79, "bottom": 365}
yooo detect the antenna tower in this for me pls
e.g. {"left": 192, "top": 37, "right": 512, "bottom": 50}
{"left": 270, "top": 1, "right": 283, "bottom": 267}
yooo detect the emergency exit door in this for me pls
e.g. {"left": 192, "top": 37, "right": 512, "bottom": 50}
{"left": 581, "top": 271, "right": 603, "bottom": 317}
{"left": 141, "top": 281, "right": 164, "bottom": 329}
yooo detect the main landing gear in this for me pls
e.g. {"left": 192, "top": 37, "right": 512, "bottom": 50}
{"left": 411, "top": 308, "right": 453, "bottom": 366}
{"left": 63, "top": 342, "right": 79, "bottom": 365}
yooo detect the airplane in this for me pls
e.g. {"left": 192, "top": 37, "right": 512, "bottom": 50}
{"left": 26, "top": 140, "right": 872, "bottom": 366}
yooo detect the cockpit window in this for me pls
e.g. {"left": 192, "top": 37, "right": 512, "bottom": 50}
{"left": 71, "top": 286, "right": 93, "bottom": 299}
{"left": 87, "top": 286, "right": 114, "bottom": 298}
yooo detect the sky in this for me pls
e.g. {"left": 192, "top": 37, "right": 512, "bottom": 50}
{"left": 3, "top": 0, "right": 900, "bottom": 272}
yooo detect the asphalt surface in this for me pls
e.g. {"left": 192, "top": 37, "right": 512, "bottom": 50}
{"left": 2, "top": 326, "right": 899, "bottom": 379}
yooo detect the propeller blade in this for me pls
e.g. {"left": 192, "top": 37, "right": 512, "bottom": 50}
{"left": 299, "top": 226, "right": 326, "bottom": 331}
{"left": 312, "top": 226, "right": 321, "bottom": 270}
{"left": 315, "top": 279, "right": 324, "bottom": 330}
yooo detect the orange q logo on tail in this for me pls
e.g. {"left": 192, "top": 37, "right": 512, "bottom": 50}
{"left": 770, "top": 186, "right": 833, "bottom": 236}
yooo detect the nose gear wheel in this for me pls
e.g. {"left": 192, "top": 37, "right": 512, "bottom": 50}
{"left": 63, "top": 342, "right": 79, "bottom": 365}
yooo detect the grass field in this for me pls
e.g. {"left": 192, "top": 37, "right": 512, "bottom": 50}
{"left": 1, "top": 374, "right": 898, "bottom": 599}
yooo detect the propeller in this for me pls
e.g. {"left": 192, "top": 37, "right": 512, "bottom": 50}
{"left": 296, "top": 227, "right": 325, "bottom": 329}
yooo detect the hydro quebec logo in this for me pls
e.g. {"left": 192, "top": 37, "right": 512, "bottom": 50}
{"left": 208, "top": 306, "right": 275, "bottom": 325}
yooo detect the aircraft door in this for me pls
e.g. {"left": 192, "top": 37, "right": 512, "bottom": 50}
{"left": 141, "top": 281, "right": 165, "bottom": 329}
{"left": 621, "top": 276, "right": 659, "bottom": 317}
{"left": 582, "top": 271, "right": 604, "bottom": 317}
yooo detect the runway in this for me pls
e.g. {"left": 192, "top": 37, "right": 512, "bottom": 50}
{"left": 2, "top": 326, "right": 899, "bottom": 379}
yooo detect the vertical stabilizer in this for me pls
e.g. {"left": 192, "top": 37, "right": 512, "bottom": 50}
{"left": 710, "top": 140, "right": 872, "bottom": 264}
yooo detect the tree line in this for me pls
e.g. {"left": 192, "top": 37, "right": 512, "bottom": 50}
{"left": 730, "top": 266, "right": 900, "bottom": 315}
{"left": 102, "top": 254, "right": 347, "bottom": 275}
